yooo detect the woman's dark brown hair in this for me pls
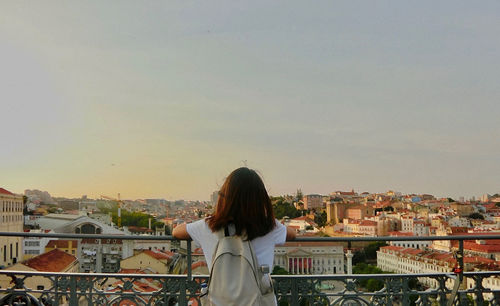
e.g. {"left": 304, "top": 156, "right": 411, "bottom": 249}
{"left": 206, "top": 167, "right": 275, "bottom": 240}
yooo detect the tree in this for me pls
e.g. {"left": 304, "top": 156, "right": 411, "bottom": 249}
{"left": 364, "top": 241, "right": 387, "bottom": 260}
{"left": 352, "top": 250, "right": 366, "bottom": 265}
{"left": 468, "top": 212, "right": 485, "bottom": 220}
{"left": 314, "top": 211, "right": 327, "bottom": 228}
{"left": 272, "top": 197, "right": 300, "bottom": 219}
{"left": 272, "top": 266, "right": 289, "bottom": 275}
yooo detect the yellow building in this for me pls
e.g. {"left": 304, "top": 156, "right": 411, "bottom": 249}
{"left": 45, "top": 239, "right": 78, "bottom": 256}
{"left": 0, "top": 188, "right": 23, "bottom": 267}
{"left": 120, "top": 249, "right": 174, "bottom": 274}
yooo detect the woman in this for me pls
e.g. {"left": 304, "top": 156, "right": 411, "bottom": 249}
{"left": 173, "top": 167, "right": 295, "bottom": 302}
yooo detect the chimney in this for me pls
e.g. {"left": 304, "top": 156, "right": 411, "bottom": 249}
{"left": 148, "top": 218, "right": 152, "bottom": 230}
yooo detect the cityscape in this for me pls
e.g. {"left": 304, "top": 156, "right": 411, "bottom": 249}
{"left": 2, "top": 1, "right": 500, "bottom": 304}
{"left": 1, "top": 185, "right": 500, "bottom": 303}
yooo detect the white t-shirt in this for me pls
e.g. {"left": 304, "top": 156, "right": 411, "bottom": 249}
{"left": 186, "top": 218, "right": 287, "bottom": 271}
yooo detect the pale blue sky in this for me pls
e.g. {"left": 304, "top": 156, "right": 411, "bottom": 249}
{"left": 1, "top": 1, "right": 499, "bottom": 200}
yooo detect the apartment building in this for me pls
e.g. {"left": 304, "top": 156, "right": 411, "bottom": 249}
{"left": 22, "top": 229, "right": 54, "bottom": 260}
{"left": 0, "top": 188, "right": 23, "bottom": 267}
{"left": 302, "top": 194, "right": 323, "bottom": 210}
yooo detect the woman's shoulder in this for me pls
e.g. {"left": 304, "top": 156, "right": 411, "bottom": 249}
{"left": 186, "top": 218, "right": 211, "bottom": 233}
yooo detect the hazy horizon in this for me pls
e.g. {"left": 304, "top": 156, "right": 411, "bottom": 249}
{"left": 2, "top": 1, "right": 499, "bottom": 201}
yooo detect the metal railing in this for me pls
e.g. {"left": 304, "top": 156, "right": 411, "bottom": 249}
{"left": 0, "top": 231, "right": 499, "bottom": 305}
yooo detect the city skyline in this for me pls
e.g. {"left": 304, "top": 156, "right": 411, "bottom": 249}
{"left": 1, "top": 2, "right": 500, "bottom": 200}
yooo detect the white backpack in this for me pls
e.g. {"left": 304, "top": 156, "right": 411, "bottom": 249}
{"left": 203, "top": 227, "right": 275, "bottom": 306}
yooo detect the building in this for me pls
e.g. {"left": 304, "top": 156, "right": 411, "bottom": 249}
{"left": 285, "top": 216, "right": 319, "bottom": 232}
{"left": 40, "top": 215, "right": 134, "bottom": 273}
{"left": 377, "top": 246, "right": 499, "bottom": 291}
{"left": 359, "top": 220, "right": 378, "bottom": 236}
{"left": 0, "top": 188, "right": 24, "bottom": 267}
{"left": 387, "top": 231, "right": 432, "bottom": 249}
{"left": 326, "top": 201, "right": 347, "bottom": 225}
{"left": 22, "top": 229, "right": 54, "bottom": 260}
{"left": 120, "top": 249, "right": 175, "bottom": 274}
{"left": 273, "top": 242, "right": 344, "bottom": 274}
{"left": 45, "top": 239, "right": 78, "bottom": 256}
{"left": 302, "top": 194, "right": 323, "bottom": 210}
{"left": 0, "top": 249, "right": 78, "bottom": 300}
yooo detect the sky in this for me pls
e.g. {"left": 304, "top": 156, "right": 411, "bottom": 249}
{"left": 1, "top": 1, "right": 499, "bottom": 201}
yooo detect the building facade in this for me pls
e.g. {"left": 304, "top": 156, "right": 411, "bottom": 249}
{"left": 0, "top": 188, "right": 23, "bottom": 267}
{"left": 273, "top": 242, "right": 344, "bottom": 274}
{"left": 302, "top": 194, "right": 323, "bottom": 210}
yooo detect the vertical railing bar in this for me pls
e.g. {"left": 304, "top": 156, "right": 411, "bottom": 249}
{"left": 291, "top": 277, "right": 299, "bottom": 306}
{"left": 187, "top": 240, "right": 192, "bottom": 281}
{"left": 458, "top": 239, "right": 464, "bottom": 281}
{"left": 458, "top": 239, "right": 465, "bottom": 306}
{"left": 178, "top": 276, "right": 187, "bottom": 306}
{"left": 69, "top": 275, "right": 78, "bottom": 305}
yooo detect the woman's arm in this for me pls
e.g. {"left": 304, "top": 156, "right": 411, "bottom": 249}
{"left": 286, "top": 226, "right": 296, "bottom": 241}
{"left": 172, "top": 223, "right": 191, "bottom": 239}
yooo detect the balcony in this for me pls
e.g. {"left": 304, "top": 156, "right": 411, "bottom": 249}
{"left": 0, "top": 231, "right": 499, "bottom": 305}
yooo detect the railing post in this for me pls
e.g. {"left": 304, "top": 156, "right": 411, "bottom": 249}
{"left": 69, "top": 275, "right": 78, "bottom": 305}
{"left": 187, "top": 240, "right": 192, "bottom": 281}
{"left": 290, "top": 277, "right": 299, "bottom": 306}
{"left": 178, "top": 276, "right": 187, "bottom": 306}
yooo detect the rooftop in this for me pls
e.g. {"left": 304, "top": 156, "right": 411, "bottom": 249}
{"left": 0, "top": 188, "right": 14, "bottom": 195}
{"left": 24, "top": 249, "right": 77, "bottom": 272}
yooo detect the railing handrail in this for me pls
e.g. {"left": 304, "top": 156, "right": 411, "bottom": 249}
{"left": 2, "top": 231, "right": 500, "bottom": 241}
{"left": 0, "top": 270, "right": 499, "bottom": 278}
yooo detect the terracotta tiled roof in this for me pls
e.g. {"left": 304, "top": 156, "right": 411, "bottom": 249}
{"left": 143, "top": 250, "right": 172, "bottom": 261}
{"left": 359, "top": 220, "right": 377, "bottom": 226}
{"left": 401, "top": 248, "right": 424, "bottom": 256}
{"left": 464, "top": 256, "right": 494, "bottom": 264}
{"left": 190, "top": 261, "right": 207, "bottom": 271}
{"left": 0, "top": 188, "right": 14, "bottom": 195}
{"left": 25, "top": 249, "right": 77, "bottom": 272}
{"left": 282, "top": 241, "right": 342, "bottom": 247}
{"left": 120, "top": 268, "right": 145, "bottom": 274}
{"left": 463, "top": 241, "right": 500, "bottom": 253}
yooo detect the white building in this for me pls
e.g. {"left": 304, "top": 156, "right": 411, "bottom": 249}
{"left": 22, "top": 229, "right": 54, "bottom": 260}
{"left": 448, "top": 216, "right": 470, "bottom": 228}
{"left": 388, "top": 232, "right": 432, "bottom": 249}
{"left": 377, "top": 245, "right": 500, "bottom": 293}
{"left": 38, "top": 215, "right": 133, "bottom": 273}
{"left": 0, "top": 188, "right": 24, "bottom": 267}
{"left": 285, "top": 216, "right": 319, "bottom": 233}
{"left": 273, "top": 242, "right": 344, "bottom": 274}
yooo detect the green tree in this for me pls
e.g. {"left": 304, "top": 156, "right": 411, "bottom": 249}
{"left": 272, "top": 266, "right": 289, "bottom": 275}
{"left": 353, "top": 263, "right": 385, "bottom": 292}
{"left": 314, "top": 211, "right": 327, "bottom": 228}
{"left": 364, "top": 241, "right": 387, "bottom": 260}
{"left": 272, "top": 197, "right": 300, "bottom": 219}
{"left": 469, "top": 212, "right": 485, "bottom": 220}
{"left": 352, "top": 250, "right": 366, "bottom": 265}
